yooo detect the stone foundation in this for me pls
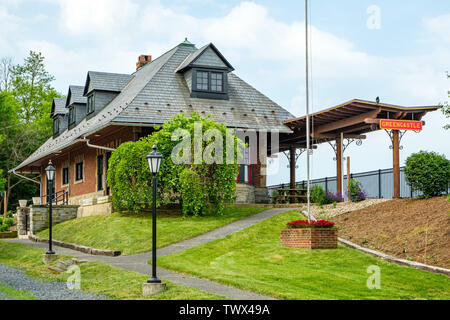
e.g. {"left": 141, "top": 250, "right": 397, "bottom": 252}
{"left": 68, "top": 191, "right": 105, "bottom": 206}
{"left": 254, "top": 187, "right": 269, "bottom": 204}
{"left": 235, "top": 183, "right": 255, "bottom": 204}
{"left": 281, "top": 228, "right": 338, "bottom": 249}
{"left": 77, "top": 199, "right": 113, "bottom": 218}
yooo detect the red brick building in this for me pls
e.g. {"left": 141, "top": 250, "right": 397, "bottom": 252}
{"left": 13, "top": 39, "right": 295, "bottom": 205}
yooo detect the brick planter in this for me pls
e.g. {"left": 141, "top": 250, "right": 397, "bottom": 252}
{"left": 281, "top": 228, "right": 338, "bottom": 249}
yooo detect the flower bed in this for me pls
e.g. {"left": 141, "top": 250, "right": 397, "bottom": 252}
{"left": 281, "top": 219, "right": 338, "bottom": 249}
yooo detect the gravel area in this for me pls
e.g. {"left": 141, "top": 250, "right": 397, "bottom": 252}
{"left": 308, "top": 199, "right": 390, "bottom": 219}
{"left": 0, "top": 264, "right": 105, "bottom": 300}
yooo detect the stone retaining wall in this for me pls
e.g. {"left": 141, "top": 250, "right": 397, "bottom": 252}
{"left": 29, "top": 234, "right": 121, "bottom": 256}
{"left": 28, "top": 205, "right": 79, "bottom": 234}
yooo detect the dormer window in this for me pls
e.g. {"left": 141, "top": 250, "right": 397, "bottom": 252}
{"left": 68, "top": 107, "right": 75, "bottom": 125}
{"left": 87, "top": 94, "right": 95, "bottom": 114}
{"left": 53, "top": 118, "right": 60, "bottom": 136}
{"left": 211, "top": 72, "right": 223, "bottom": 92}
{"left": 194, "top": 70, "right": 225, "bottom": 93}
{"left": 196, "top": 71, "right": 209, "bottom": 90}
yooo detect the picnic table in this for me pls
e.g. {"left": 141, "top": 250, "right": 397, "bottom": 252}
{"left": 274, "top": 188, "right": 307, "bottom": 204}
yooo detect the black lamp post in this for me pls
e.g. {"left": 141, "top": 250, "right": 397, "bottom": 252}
{"left": 146, "top": 145, "right": 163, "bottom": 283}
{"left": 45, "top": 160, "right": 56, "bottom": 255}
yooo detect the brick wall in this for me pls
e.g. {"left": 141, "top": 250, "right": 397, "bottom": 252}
{"left": 41, "top": 126, "right": 135, "bottom": 205}
{"left": 281, "top": 228, "right": 338, "bottom": 249}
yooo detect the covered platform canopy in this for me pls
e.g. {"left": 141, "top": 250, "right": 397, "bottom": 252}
{"left": 277, "top": 99, "right": 440, "bottom": 199}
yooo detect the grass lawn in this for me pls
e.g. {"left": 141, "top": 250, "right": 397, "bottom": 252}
{"left": 37, "top": 206, "right": 266, "bottom": 255}
{"left": 0, "top": 282, "right": 36, "bottom": 300}
{"left": 0, "top": 241, "right": 225, "bottom": 300}
{"left": 158, "top": 211, "right": 450, "bottom": 300}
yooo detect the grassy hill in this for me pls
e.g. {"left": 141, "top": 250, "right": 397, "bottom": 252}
{"left": 37, "top": 206, "right": 266, "bottom": 255}
{"left": 158, "top": 211, "right": 450, "bottom": 300}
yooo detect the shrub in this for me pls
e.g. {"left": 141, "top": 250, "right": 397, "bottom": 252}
{"left": 326, "top": 191, "right": 343, "bottom": 203}
{"left": 4, "top": 217, "right": 14, "bottom": 227}
{"left": 311, "top": 185, "right": 327, "bottom": 205}
{"left": 271, "top": 190, "right": 279, "bottom": 204}
{"left": 349, "top": 178, "right": 366, "bottom": 202}
{"left": 311, "top": 185, "right": 343, "bottom": 205}
{"left": 404, "top": 151, "right": 450, "bottom": 198}
{"left": 286, "top": 219, "right": 335, "bottom": 229}
{"left": 0, "top": 224, "right": 8, "bottom": 232}
{"left": 108, "top": 112, "right": 241, "bottom": 215}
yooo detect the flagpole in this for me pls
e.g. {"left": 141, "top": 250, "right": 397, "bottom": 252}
{"left": 305, "top": 0, "right": 311, "bottom": 221}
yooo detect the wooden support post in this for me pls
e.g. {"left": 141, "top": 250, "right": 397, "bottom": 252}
{"left": 336, "top": 135, "right": 343, "bottom": 201}
{"left": 392, "top": 130, "right": 400, "bottom": 198}
{"left": 289, "top": 146, "right": 296, "bottom": 203}
{"left": 347, "top": 156, "right": 350, "bottom": 202}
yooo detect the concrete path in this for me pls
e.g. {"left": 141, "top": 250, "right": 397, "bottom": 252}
{"left": 4, "top": 207, "right": 297, "bottom": 300}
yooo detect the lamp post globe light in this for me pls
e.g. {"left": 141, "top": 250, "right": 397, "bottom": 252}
{"left": 146, "top": 145, "right": 163, "bottom": 284}
{"left": 45, "top": 160, "right": 56, "bottom": 255}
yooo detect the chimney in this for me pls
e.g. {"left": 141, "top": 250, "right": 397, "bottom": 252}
{"left": 136, "top": 55, "right": 152, "bottom": 70}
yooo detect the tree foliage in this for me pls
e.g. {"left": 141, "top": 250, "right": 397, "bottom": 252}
{"left": 108, "top": 112, "right": 241, "bottom": 216}
{"left": 10, "top": 51, "right": 57, "bottom": 126}
{"left": 443, "top": 72, "right": 450, "bottom": 130}
{"left": 0, "top": 51, "right": 58, "bottom": 210}
{"left": 0, "top": 169, "right": 5, "bottom": 192}
{"left": 404, "top": 151, "right": 450, "bottom": 198}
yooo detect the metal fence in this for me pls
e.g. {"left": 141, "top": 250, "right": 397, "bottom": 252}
{"left": 268, "top": 167, "right": 449, "bottom": 200}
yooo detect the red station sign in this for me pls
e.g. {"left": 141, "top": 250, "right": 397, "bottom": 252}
{"left": 379, "top": 119, "right": 423, "bottom": 131}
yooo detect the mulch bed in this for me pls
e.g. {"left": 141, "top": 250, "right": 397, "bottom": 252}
{"left": 334, "top": 196, "right": 450, "bottom": 269}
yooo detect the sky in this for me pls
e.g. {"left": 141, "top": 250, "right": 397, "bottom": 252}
{"left": 0, "top": 0, "right": 449, "bottom": 185}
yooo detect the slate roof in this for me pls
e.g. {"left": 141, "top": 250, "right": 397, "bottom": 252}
{"left": 175, "top": 43, "right": 234, "bottom": 73}
{"left": 13, "top": 41, "right": 294, "bottom": 172}
{"left": 83, "top": 71, "right": 133, "bottom": 95}
{"left": 67, "top": 85, "right": 87, "bottom": 106}
{"left": 51, "top": 98, "right": 67, "bottom": 117}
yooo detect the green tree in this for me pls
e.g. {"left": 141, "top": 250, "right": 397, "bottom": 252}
{"left": 443, "top": 71, "right": 449, "bottom": 130}
{"left": 10, "top": 51, "right": 57, "bottom": 127}
{"left": 108, "top": 112, "right": 241, "bottom": 216}
{"left": 404, "top": 151, "right": 450, "bottom": 198}
{"left": 0, "top": 52, "right": 58, "bottom": 210}
{"left": 0, "top": 169, "right": 5, "bottom": 192}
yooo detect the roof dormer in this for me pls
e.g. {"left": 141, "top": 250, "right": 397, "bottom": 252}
{"left": 83, "top": 71, "right": 133, "bottom": 118}
{"left": 176, "top": 43, "right": 234, "bottom": 100}
{"left": 66, "top": 85, "right": 87, "bottom": 130}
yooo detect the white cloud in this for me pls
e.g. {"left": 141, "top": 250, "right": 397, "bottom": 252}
{"left": 55, "top": 0, "right": 139, "bottom": 35}
{"left": 423, "top": 13, "right": 450, "bottom": 43}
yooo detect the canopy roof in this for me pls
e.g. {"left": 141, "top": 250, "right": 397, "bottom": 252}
{"left": 279, "top": 99, "right": 440, "bottom": 149}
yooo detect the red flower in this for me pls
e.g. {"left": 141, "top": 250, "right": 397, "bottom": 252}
{"left": 286, "top": 219, "right": 335, "bottom": 229}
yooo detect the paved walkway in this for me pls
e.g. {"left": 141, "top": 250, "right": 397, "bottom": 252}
{"left": 5, "top": 207, "right": 296, "bottom": 300}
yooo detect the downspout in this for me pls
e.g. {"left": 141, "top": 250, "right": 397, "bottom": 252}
{"left": 81, "top": 136, "right": 116, "bottom": 152}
